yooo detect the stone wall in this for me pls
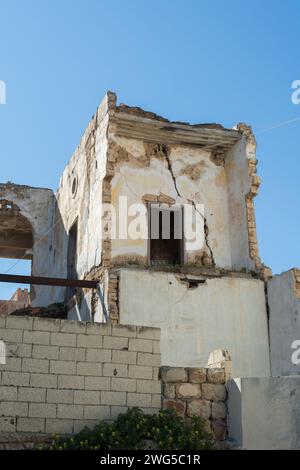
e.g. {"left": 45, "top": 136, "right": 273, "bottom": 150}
{"left": 160, "top": 366, "right": 227, "bottom": 442}
{"left": 0, "top": 316, "right": 161, "bottom": 436}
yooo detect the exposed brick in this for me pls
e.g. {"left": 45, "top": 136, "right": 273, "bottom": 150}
{"left": 128, "top": 365, "right": 153, "bottom": 380}
{"left": 50, "top": 360, "right": 76, "bottom": 375}
{"left": 19, "top": 387, "right": 46, "bottom": 403}
{"left": 77, "top": 334, "right": 103, "bottom": 348}
{"left": 30, "top": 373, "right": 57, "bottom": 389}
{"left": 103, "top": 363, "right": 128, "bottom": 378}
{"left": 57, "top": 404, "right": 83, "bottom": 419}
{"left": 32, "top": 345, "right": 59, "bottom": 360}
{"left": 74, "top": 390, "right": 100, "bottom": 405}
{"left": 58, "top": 375, "right": 84, "bottom": 390}
{"left": 86, "top": 348, "right": 111, "bottom": 362}
{"left": 85, "top": 376, "right": 111, "bottom": 391}
{"left": 111, "top": 377, "right": 136, "bottom": 392}
{"left": 23, "top": 330, "right": 50, "bottom": 345}
{"left": 45, "top": 418, "right": 73, "bottom": 434}
{"left": 47, "top": 389, "right": 74, "bottom": 404}
{"left": 59, "top": 347, "right": 85, "bottom": 362}
{"left": 112, "top": 350, "right": 136, "bottom": 365}
{"left": 0, "top": 401, "right": 28, "bottom": 417}
{"left": 127, "top": 393, "right": 152, "bottom": 407}
{"left": 17, "top": 418, "right": 45, "bottom": 433}
{"left": 77, "top": 362, "right": 102, "bottom": 376}
{"left": 50, "top": 332, "right": 76, "bottom": 347}
{"left": 22, "top": 358, "right": 49, "bottom": 374}
{"left": 29, "top": 403, "right": 56, "bottom": 418}
{"left": 103, "top": 336, "right": 128, "bottom": 350}
{"left": 101, "top": 391, "right": 126, "bottom": 406}
{"left": 128, "top": 338, "right": 152, "bottom": 353}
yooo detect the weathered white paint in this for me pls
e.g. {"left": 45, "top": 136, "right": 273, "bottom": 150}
{"left": 118, "top": 269, "right": 270, "bottom": 377}
{"left": 227, "top": 376, "right": 300, "bottom": 449}
{"left": 268, "top": 269, "right": 300, "bottom": 376}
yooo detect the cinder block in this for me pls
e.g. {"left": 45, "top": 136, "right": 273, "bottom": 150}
{"left": 32, "top": 345, "right": 59, "bottom": 360}
{"left": 0, "top": 401, "right": 28, "bottom": 417}
{"left": 86, "top": 322, "right": 111, "bottom": 336}
{"left": 30, "top": 373, "right": 57, "bottom": 389}
{"left": 86, "top": 348, "right": 111, "bottom": 362}
{"left": 47, "top": 389, "right": 74, "bottom": 404}
{"left": 7, "top": 343, "right": 32, "bottom": 358}
{"left": 6, "top": 316, "right": 33, "bottom": 330}
{"left": 111, "top": 324, "right": 136, "bottom": 338}
{"left": 17, "top": 417, "right": 45, "bottom": 433}
{"left": 57, "top": 404, "right": 83, "bottom": 419}
{"left": 74, "top": 390, "right": 100, "bottom": 405}
{"left": 137, "top": 380, "right": 161, "bottom": 394}
{"left": 50, "top": 360, "right": 76, "bottom": 375}
{"left": 45, "top": 418, "right": 73, "bottom": 434}
{"left": 103, "top": 336, "right": 128, "bottom": 350}
{"left": 33, "top": 318, "right": 60, "bottom": 332}
{"left": 0, "top": 416, "right": 16, "bottom": 432}
{"left": 29, "top": 403, "right": 56, "bottom": 418}
{"left": 77, "top": 362, "right": 102, "bottom": 376}
{"left": 22, "top": 358, "right": 49, "bottom": 374}
{"left": 127, "top": 393, "right": 152, "bottom": 408}
{"left": 153, "top": 367, "right": 160, "bottom": 381}
{"left": 59, "top": 347, "right": 85, "bottom": 362}
{"left": 111, "top": 377, "right": 136, "bottom": 392}
{"left": 137, "top": 353, "right": 161, "bottom": 367}
{"left": 128, "top": 365, "right": 153, "bottom": 380}
{"left": 77, "top": 334, "right": 102, "bottom": 348}
{"left": 152, "top": 341, "right": 160, "bottom": 354}
{"left": 136, "top": 327, "right": 160, "bottom": 341}
{"left": 0, "top": 357, "right": 22, "bottom": 372}
{"left": 23, "top": 330, "right": 50, "bottom": 345}
{"left": 0, "top": 386, "right": 18, "bottom": 401}
{"left": 50, "top": 333, "right": 76, "bottom": 347}
{"left": 129, "top": 338, "right": 153, "bottom": 353}
{"left": 60, "top": 320, "right": 87, "bottom": 334}
{"left": 82, "top": 405, "right": 110, "bottom": 420}
{"left": 58, "top": 375, "right": 84, "bottom": 390}
{"left": 0, "top": 317, "right": 6, "bottom": 328}
{"left": 103, "top": 363, "right": 128, "bottom": 378}
{"left": 112, "top": 350, "right": 136, "bottom": 365}
{"left": 0, "top": 328, "right": 23, "bottom": 342}
{"left": 18, "top": 387, "right": 46, "bottom": 403}
{"left": 73, "top": 419, "right": 99, "bottom": 433}
{"left": 151, "top": 394, "right": 162, "bottom": 408}
{"left": 85, "top": 376, "right": 111, "bottom": 391}
{"left": 110, "top": 406, "right": 128, "bottom": 419}
{"left": 2, "top": 371, "right": 30, "bottom": 386}
{"left": 101, "top": 391, "right": 126, "bottom": 406}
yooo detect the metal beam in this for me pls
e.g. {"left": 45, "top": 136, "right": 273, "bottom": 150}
{"left": 0, "top": 273, "right": 98, "bottom": 289}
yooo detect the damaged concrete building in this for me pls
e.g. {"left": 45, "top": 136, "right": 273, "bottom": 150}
{"left": 0, "top": 92, "right": 300, "bottom": 448}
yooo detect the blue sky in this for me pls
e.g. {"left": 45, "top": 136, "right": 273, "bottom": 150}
{"left": 0, "top": 0, "right": 299, "bottom": 298}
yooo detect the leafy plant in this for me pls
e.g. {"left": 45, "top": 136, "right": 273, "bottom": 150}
{"left": 49, "top": 407, "right": 215, "bottom": 450}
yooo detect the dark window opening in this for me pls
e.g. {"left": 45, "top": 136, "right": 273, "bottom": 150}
{"left": 149, "top": 204, "right": 183, "bottom": 265}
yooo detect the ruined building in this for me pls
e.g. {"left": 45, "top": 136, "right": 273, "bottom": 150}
{"left": 0, "top": 91, "right": 299, "bottom": 381}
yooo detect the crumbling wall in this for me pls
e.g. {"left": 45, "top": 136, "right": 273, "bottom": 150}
{"left": 107, "top": 136, "right": 232, "bottom": 270}
{"left": 268, "top": 269, "right": 300, "bottom": 376}
{"left": 118, "top": 268, "right": 270, "bottom": 378}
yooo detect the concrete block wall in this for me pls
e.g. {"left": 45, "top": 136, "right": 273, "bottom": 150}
{"left": 161, "top": 366, "right": 227, "bottom": 442}
{"left": 0, "top": 316, "right": 161, "bottom": 436}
